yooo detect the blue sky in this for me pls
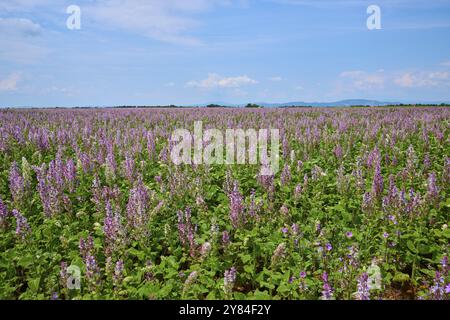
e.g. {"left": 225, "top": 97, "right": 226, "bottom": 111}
{"left": 1, "top": 0, "right": 450, "bottom": 107}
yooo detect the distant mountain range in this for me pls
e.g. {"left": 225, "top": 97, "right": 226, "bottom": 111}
{"left": 197, "top": 99, "right": 401, "bottom": 107}
{"left": 256, "top": 99, "right": 399, "bottom": 107}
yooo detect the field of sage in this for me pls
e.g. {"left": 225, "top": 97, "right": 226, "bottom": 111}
{"left": 0, "top": 107, "right": 448, "bottom": 300}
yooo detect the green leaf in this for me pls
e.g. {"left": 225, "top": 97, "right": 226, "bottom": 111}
{"left": 251, "top": 290, "right": 271, "bottom": 300}
{"left": 17, "top": 255, "right": 34, "bottom": 268}
{"left": 406, "top": 240, "right": 417, "bottom": 253}
{"left": 27, "top": 277, "right": 40, "bottom": 292}
{"left": 158, "top": 283, "right": 173, "bottom": 297}
{"left": 276, "top": 283, "right": 290, "bottom": 295}
{"left": 243, "top": 265, "right": 255, "bottom": 275}
{"left": 239, "top": 253, "right": 252, "bottom": 264}
{"left": 393, "top": 272, "right": 410, "bottom": 283}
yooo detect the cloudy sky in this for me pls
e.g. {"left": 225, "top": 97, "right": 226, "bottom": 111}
{"left": 1, "top": 0, "right": 450, "bottom": 106}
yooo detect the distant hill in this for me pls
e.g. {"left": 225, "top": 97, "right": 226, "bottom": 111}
{"left": 194, "top": 99, "right": 400, "bottom": 108}
{"left": 256, "top": 99, "right": 399, "bottom": 107}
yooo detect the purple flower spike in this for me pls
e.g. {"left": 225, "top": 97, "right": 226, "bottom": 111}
{"left": 12, "top": 209, "right": 30, "bottom": 239}
{"left": 321, "top": 272, "right": 333, "bottom": 300}
{"left": 356, "top": 273, "right": 370, "bottom": 300}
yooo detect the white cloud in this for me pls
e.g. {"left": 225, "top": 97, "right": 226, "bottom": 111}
{"left": 165, "top": 82, "right": 176, "bottom": 87}
{"left": 42, "top": 86, "right": 79, "bottom": 97}
{"left": 86, "top": 0, "right": 234, "bottom": 45}
{"left": 340, "top": 70, "right": 385, "bottom": 90}
{"left": 0, "top": 18, "right": 42, "bottom": 36}
{"left": 337, "top": 69, "right": 450, "bottom": 93}
{"left": 0, "top": 17, "right": 47, "bottom": 64}
{"left": 441, "top": 61, "right": 450, "bottom": 67}
{"left": 269, "top": 76, "right": 283, "bottom": 81}
{"left": 0, "top": 73, "right": 21, "bottom": 91}
{"left": 394, "top": 73, "right": 415, "bottom": 88}
{"left": 394, "top": 71, "right": 450, "bottom": 88}
{"left": 187, "top": 73, "right": 258, "bottom": 88}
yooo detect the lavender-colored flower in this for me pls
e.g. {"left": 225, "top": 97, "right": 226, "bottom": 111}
{"left": 356, "top": 272, "right": 370, "bottom": 300}
{"left": 177, "top": 210, "right": 186, "bottom": 245}
{"left": 182, "top": 270, "right": 199, "bottom": 296}
{"left": 291, "top": 223, "right": 299, "bottom": 236}
{"left": 281, "top": 164, "right": 291, "bottom": 186}
{"left": 297, "top": 160, "right": 303, "bottom": 171}
{"left": 366, "top": 147, "right": 380, "bottom": 168}
{"left": 294, "top": 184, "right": 302, "bottom": 199}
{"left": 430, "top": 271, "right": 445, "bottom": 300}
{"left": 334, "top": 144, "right": 343, "bottom": 159}
{"left": 9, "top": 162, "right": 26, "bottom": 204}
{"left": 64, "top": 158, "right": 77, "bottom": 187}
{"left": 247, "top": 189, "right": 260, "bottom": 218}
{"left": 79, "top": 235, "right": 94, "bottom": 260}
{"left": 223, "top": 267, "right": 237, "bottom": 296}
{"left": 113, "top": 260, "right": 124, "bottom": 286}
{"left": 311, "top": 165, "right": 325, "bottom": 181}
{"left": 346, "top": 231, "right": 353, "bottom": 238}
{"left": 60, "top": 261, "right": 68, "bottom": 288}
{"left": 317, "top": 246, "right": 324, "bottom": 254}
{"left": 383, "top": 232, "right": 389, "bottom": 239}
{"left": 388, "top": 215, "right": 398, "bottom": 225}
{"left": 271, "top": 243, "right": 286, "bottom": 266}
{"left": 12, "top": 209, "right": 30, "bottom": 239}
{"left": 257, "top": 171, "right": 274, "bottom": 192}
{"left": 185, "top": 271, "right": 198, "bottom": 286}
{"left": 427, "top": 172, "right": 439, "bottom": 201}
{"left": 445, "top": 284, "right": 450, "bottom": 294}
{"left": 85, "top": 254, "right": 99, "bottom": 283}
{"left": 362, "top": 192, "right": 373, "bottom": 213}
{"left": 103, "top": 202, "right": 123, "bottom": 255}
{"left": 196, "top": 196, "right": 206, "bottom": 209}
{"left": 126, "top": 181, "right": 150, "bottom": 234}
{"left": 321, "top": 272, "right": 333, "bottom": 300}
{"left": 281, "top": 227, "right": 289, "bottom": 235}
{"left": 326, "top": 243, "right": 332, "bottom": 251}
{"left": 123, "top": 154, "right": 135, "bottom": 181}
{"left": 423, "top": 154, "right": 431, "bottom": 170}
{"left": 147, "top": 131, "right": 156, "bottom": 159}
{"left": 385, "top": 175, "right": 399, "bottom": 207}
{"left": 280, "top": 204, "right": 289, "bottom": 216}
{"left": 445, "top": 157, "right": 450, "bottom": 181}
{"left": 316, "top": 221, "right": 321, "bottom": 233}
{"left": 222, "top": 231, "right": 230, "bottom": 246}
{"left": 371, "top": 162, "right": 383, "bottom": 198}
{"left": 33, "top": 162, "right": 65, "bottom": 217}
{"left": 105, "top": 153, "right": 116, "bottom": 184}
{"left": 177, "top": 208, "right": 196, "bottom": 253}
{"left": 229, "top": 182, "right": 244, "bottom": 228}
{"left": 299, "top": 271, "right": 308, "bottom": 291}
{"left": 0, "top": 199, "right": 8, "bottom": 228}
{"left": 200, "top": 241, "right": 212, "bottom": 258}
{"left": 441, "top": 256, "right": 448, "bottom": 274}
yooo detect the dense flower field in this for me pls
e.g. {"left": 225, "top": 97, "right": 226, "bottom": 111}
{"left": 0, "top": 107, "right": 449, "bottom": 300}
